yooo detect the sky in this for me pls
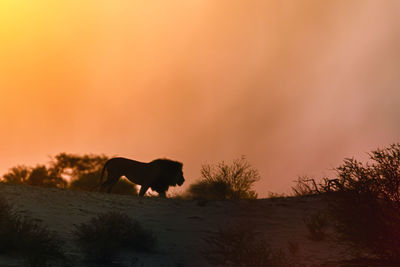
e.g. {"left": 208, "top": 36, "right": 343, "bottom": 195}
{"left": 0, "top": 0, "right": 400, "bottom": 196}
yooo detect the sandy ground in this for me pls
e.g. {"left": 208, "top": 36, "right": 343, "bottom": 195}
{"left": 0, "top": 184, "right": 354, "bottom": 267}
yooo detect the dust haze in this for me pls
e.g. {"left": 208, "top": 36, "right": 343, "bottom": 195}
{"left": 0, "top": 0, "right": 400, "bottom": 195}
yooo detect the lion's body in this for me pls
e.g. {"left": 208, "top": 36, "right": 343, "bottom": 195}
{"left": 99, "top": 157, "right": 184, "bottom": 197}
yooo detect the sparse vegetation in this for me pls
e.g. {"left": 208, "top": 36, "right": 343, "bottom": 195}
{"left": 2, "top": 165, "right": 66, "bottom": 188}
{"left": 0, "top": 197, "right": 65, "bottom": 267}
{"left": 2, "top": 165, "right": 31, "bottom": 185}
{"left": 187, "top": 180, "right": 233, "bottom": 200}
{"left": 5, "top": 144, "right": 400, "bottom": 264}
{"left": 289, "top": 144, "right": 400, "bottom": 261}
{"left": 187, "top": 157, "right": 260, "bottom": 200}
{"left": 27, "top": 164, "right": 67, "bottom": 188}
{"left": 291, "top": 175, "right": 342, "bottom": 196}
{"left": 267, "top": 192, "right": 287, "bottom": 199}
{"left": 303, "top": 211, "right": 329, "bottom": 241}
{"left": 327, "top": 144, "right": 400, "bottom": 261}
{"left": 73, "top": 211, "right": 156, "bottom": 263}
{"left": 291, "top": 176, "right": 321, "bottom": 196}
{"left": 1, "top": 153, "right": 138, "bottom": 195}
{"left": 203, "top": 223, "right": 289, "bottom": 267}
{"left": 289, "top": 143, "right": 400, "bottom": 261}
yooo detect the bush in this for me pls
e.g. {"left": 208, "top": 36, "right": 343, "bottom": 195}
{"left": 291, "top": 176, "right": 320, "bottom": 196}
{"left": 303, "top": 211, "right": 329, "bottom": 241}
{"left": 0, "top": 197, "right": 65, "bottom": 267}
{"left": 27, "top": 165, "right": 67, "bottom": 188}
{"left": 291, "top": 176, "right": 343, "bottom": 197}
{"left": 2, "top": 165, "right": 66, "bottom": 188}
{"left": 203, "top": 223, "right": 289, "bottom": 267}
{"left": 328, "top": 143, "right": 400, "bottom": 261}
{"left": 12, "top": 218, "right": 65, "bottom": 267}
{"left": 74, "top": 211, "right": 156, "bottom": 263}
{"left": 187, "top": 180, "right": 233, "bottom": 200}
{"left": 267, "top": 192, "right": 287, "bottom": 199}
{"left": 2, "top": 165, "right": 30, "bottom": 184}
{"left": 188, "top": 157, "right": 260, "bottom": 200}
{"left": 49, "top": 153, "right": 109, "bottom": 180}
{"left": 1, "top": 153, "right": 109, "bottom": 190}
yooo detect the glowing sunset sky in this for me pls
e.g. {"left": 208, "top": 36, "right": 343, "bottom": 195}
{"left": 1, "top": 1, "right": 400, "bottom": 196}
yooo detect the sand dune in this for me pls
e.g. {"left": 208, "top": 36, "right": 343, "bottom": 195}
{"left": 0, "top": 184, "right": 353, "bottom": 266}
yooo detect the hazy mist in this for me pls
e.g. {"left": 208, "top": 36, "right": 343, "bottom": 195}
{"left": 1, "top": 0, "right": 400, "bottom": 195}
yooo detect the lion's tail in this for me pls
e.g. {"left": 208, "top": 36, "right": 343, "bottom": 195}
{"left": 95, "top": 162, "right": 108, "bottom": 191}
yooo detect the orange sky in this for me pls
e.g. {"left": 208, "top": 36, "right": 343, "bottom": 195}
{"left": 1, "top": 0, "right": 400, "bottom": 196}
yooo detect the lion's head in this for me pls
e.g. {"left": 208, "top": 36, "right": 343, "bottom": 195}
{"left": 150, "top": 159, "right": 185, "bottom": 190}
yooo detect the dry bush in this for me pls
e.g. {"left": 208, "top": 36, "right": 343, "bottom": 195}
{"left": 74, "top": 211, "right": 156, "bottom": 263}
{"left": 267, "top": 192, "right": 287, "bottom": 199}
{"left": 26, "top": 165, "right": 67, "bottom": 188}
{"left": 291, "top": 176, "right": 342, "bottom": 196}
{"left": 303, "top": 211, "right": 329, "bottom": 241}
{"left": 328, "top": 143, "right": 400, "bottom": 262}
{"left": 1, "top": 153, "right": 109, "bottom": 190}
{"left": 2, "top": 165, "right": 30, "bottom": 184}
{"left": 203, "top": 223, "right": 289, "bottom": 267}
{"left": 2, "top": 165, "right": 66, "bottom": 188}
{"left": 290, "top": 143, "right": 400, "bottom": 262}
{"left": 187, "top": 180, "right": 233, "bottom": 200}
{"left": 188, "top": 157, "right": 259, "bottom": 200}
{"left": 0, "top": 197, "right": 65, "bottom": 267}
{"left": 291, "top": 176, "right": 320, "bottom": 196}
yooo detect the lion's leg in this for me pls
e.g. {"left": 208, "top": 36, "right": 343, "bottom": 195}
{"left": 158, "top": 191, "right": 166, "bottom": 198}
{"left": 100, "top": 180, "right": 110, "bottom": 192}
{"left": 139, "top": 185, "right": 149, "bottom": 197}
{"left": 106, "top": 175, "right": 121, "bottom": 193}
{"left": 100, "top": 173, "right": 120, "bottom": 193}
{"left": 107, "top": 180, "right": 117, "bottom": 193}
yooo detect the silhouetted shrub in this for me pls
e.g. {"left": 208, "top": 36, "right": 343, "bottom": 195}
{"left": 203, "top": 223, "right": 289, "bottom": 267}
{"left": 267, "top": 192, "right": 287, "bottom": 199}
{"left": 328, "top": 143, "right": 400, "bottom": 261}
{"left": 188, "top": 180, "right": 233, "bottom": 200}
{"left": 1, "top": 153, "right": 109, "bottom": 190}
{"left": 69, "top": 171, "right": 99, "bottom": 192}
{"left": 291, "top": 176, "right": 321, "bottom": 196}
{"left": 49, "top": 153, "right": 109, "bottom": 181}
{"left": 291, "top": 175, "right": 342, "bottom": 196}
{"left": 74, "top": 211, "right": 156, "bottom": 263}
{"left": 0, "top": 197, "right": 65, "bottom": 267}
{"left": 188, "top": 157, "right": 259, "bottom": 200}
{"left": 303, "top": 211, "right": 329, "bottom": 241}
{"left": 51, "top": 153, "right": 109, "bottom": 191}
{"left": 27, "top": 165, "right": 67, "bottom": 188}
{"left": 2, "top": 165, "right": 30, "bottom": 184}
{"left": 2, "top": 165, "right": 66, "bottom": 188}
{"left": 0, "top": 197, "right": 15, "bottom": 252}
{"left": 14, "top": 218, "right": 65, "bottom": 267}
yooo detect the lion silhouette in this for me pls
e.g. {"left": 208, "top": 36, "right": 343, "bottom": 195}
{"left": 99, "top": 157, "right": 185, "bottom": 197}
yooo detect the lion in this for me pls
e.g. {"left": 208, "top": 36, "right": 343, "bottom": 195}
{"left": 99, "top": 157, "right": 185, "bottom": 197}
